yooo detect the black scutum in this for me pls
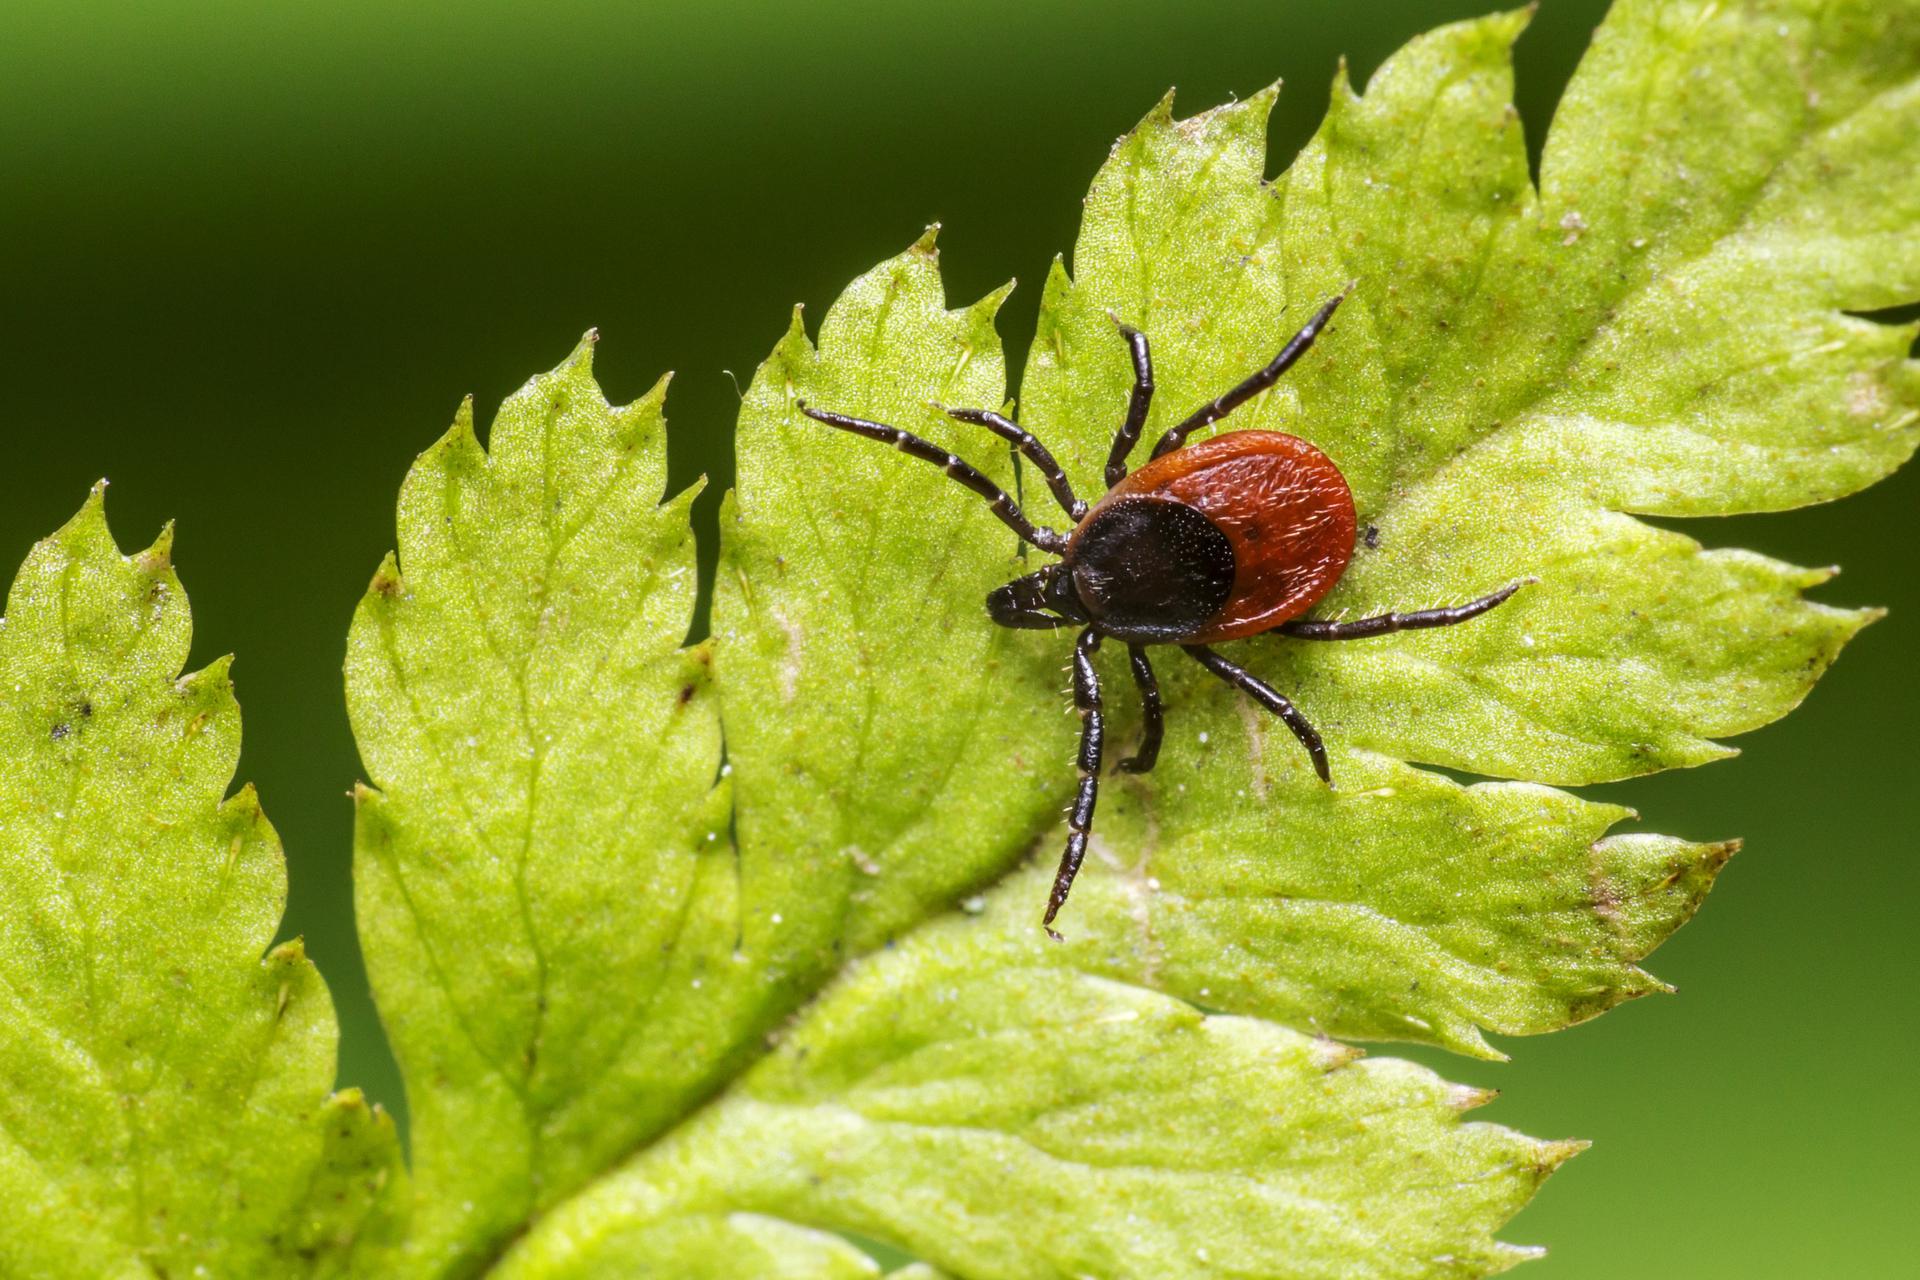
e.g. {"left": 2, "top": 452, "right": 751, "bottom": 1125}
{"left": 1068, "top": 497, "right": 1235, "bottom": 641}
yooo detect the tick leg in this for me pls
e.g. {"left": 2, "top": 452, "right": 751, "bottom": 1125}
{"left": 937, "top": 404, "right": 1086, "bottom": 521}
{"left": 798, "top": 402, "right": 1066, "bottom": 552}
{"left": 1183, "top": 644, "right": 1330, "bottom": 785}
{"left": 1279, "top": 579, "right": 1532, "bottom": 641}
{"left": 1044, "top": 627, "right": 1106, "bottom": 939}
{"left": 1104, "top": 320, "right": 1156, "bottom": 487}
{"left": 1116, "top": 644, "right": 1163, "bottom": 774}
{"left": 1150, "top": 286, "right": 1352, "bottom": 460}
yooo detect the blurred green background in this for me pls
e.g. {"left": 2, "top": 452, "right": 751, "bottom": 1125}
{"left": 4, "top": 1, "right": 1913, "bottom": 1274}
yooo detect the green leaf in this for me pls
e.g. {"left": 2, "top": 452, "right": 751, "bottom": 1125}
{"left": 499, "top": 900, "right": 1575, "bottom": 1280}
{"left": 345, "top": 340, "right": 725, "bottom": 1276}
{"left": 342, "top": 2, "right": 1914, "bottom": 1276}
{"left": 0, "top": 487, "right": 402, "bottom": 1278}
{"left": 1023, "top": 2, "right": 1908, "bottom": 786}
{"left": 711, "top": 233, "right": 1065, "bottom": 978}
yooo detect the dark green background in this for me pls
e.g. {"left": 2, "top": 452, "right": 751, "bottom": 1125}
{"left": 5, "top": 1, "right": 1913, "bottom": 1274}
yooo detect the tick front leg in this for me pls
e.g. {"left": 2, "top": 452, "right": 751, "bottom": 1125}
{"left": 1183, "top": 644, "right": 1330, "bottom": 785}
{"left": 1115, "top": 644, "right": 1163, "bottom": 774}
{"left": 1044, "top": 627, "right": 1106, "bottom": 939}
{"left": 937, "top": 404, "right": 1086, "bottom": 521}
{"left": 796, "top": 402, "right": 1066, "bottom": 552}
{"left": 1151, "top": 285, "right": 1352, "bottom": 460}
{"left": 1104, "top": 320, "right": 1155, "bottom": 487}
{"left": 1278, "top": 579, "right": 1532, "bottom": 641}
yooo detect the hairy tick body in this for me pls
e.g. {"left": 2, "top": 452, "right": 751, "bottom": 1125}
{"left": 799, "top": 287, "right": 1527, "bottom": 936}
{"left": 1070, "top": 430, "right": 1357, "bottom": 643}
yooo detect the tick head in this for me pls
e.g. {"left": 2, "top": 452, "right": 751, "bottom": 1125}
{"left": 987, "top": 563, "right": 1088, "bottom": 629}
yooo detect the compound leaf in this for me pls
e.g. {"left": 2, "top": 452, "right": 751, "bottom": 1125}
{"left": 1003, "top": 0, "right": 1907, "bottom": 1058}
{"left": 340, "top": 2, "right": 1915, "bottom": 1277}
{"left": 1023, "top": 2, "right": 1908, "bottom": 787}
{"left": 0, "top": 489, "right": 402, "bottom": 1278}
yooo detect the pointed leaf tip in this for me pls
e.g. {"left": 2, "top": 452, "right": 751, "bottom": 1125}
{"left": 972, "top": 278, "right": 1017, "bottom": 318}
{"left": 564, "top": 328, "right": 600, "bottom": 373}
{"left": 137, "top": 520, "right": 176, "bottom": 573}
{"left": 1536, "top": 1139, "right": 1590, "bottom": 1176}
{"left": 1332, "top": 53, "right": 1356, "bottom": 98}
{"left": 190, "top": 651, "right": 237, "bottom": 688}
{"left": 366, "top": 551, "right": 403, "bottom": 599}
{"left": 54, "top": 479, "right": 115, "bottom": 547}
{"left": 1310, "top": 1036, "right": 1365, "bottom": 1070}
{"left": 445, "top": 394, "right": 478, "bottom": 446}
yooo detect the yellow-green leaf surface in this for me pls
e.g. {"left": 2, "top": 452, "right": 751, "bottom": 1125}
{"left": 346, "top": 341, "right": 726, "bottom": 1276}
{"left": 344, "top": 2, "right": 1915, "bottom": 1277}
{"left": 501, "top": 896, "right": 1572, "bottom": 1280}
{"left": 0, "top": 489, "right": 402, "bottom": 1278}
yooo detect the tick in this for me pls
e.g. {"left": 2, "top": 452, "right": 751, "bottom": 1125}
{"left": 798, "top": 287, "right": 1527, "bottom": 937}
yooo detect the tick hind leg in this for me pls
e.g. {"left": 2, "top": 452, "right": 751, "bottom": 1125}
{"left": 1044, "top": 627, "right": 1106, "bottom": 939}
{"left": 1278, "top": 579, "right": 1532, "bottom": 642}
{"left": 1183, "top": 644, "right": 1330, "bottom": 785}
{"left": 1150, "top": 285, "right": 1352, "bottom": 460}
{"left": 1116, "top": 644, "right": 1163, "bottom": 774}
